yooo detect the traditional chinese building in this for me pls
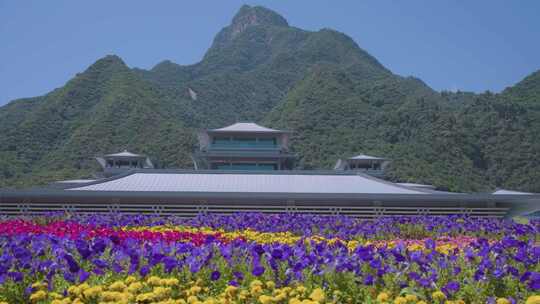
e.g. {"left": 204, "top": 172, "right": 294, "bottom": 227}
{"left": 334, "top": 154, "right": 389, "bottom": 178}
{"left": 95, "top": 150, "right": 154, "bottom": 177}
{"left": 194, "top": 122, "right": 296, "bottom": 170}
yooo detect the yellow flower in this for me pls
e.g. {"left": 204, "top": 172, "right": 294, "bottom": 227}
{"left": 266, "top": 281, "right": 276, "bottom": 290}
{"left": 136, "top": 292, "right": 156, "bottom": 302}
{"left": 289, "top": 299, "right": 302, "bottom": 304}
{"left": 274, "top": 292, "right": 287, "bottom": 301}
{"left": 127, "top": 282, "right": 144, "bottom": 293}
{"left": 101, "top": 291, "right": 125, "bottom": 301}
{"left": 259, "top": 295, "right": 274, "bottom": 304}
{"left": 309, "top": 288, "right": 325, "bottom": 303}
{"left": 31, "top": 282, "right": 48, "bottom": 290}
{"left": 109, "top": 281, "right": 127, "bottom": 291}
{"left": 189, "top": 285, "right": 202, "bottom": 295}
{"left": 377, "top": 292, "right": 390, "bottom": 302}
{"left": 187, "top": 295, "right": 200, "bottom": 304}
{"left": 147, "top": 276, "right": 163, "bottom": 286}
{"left": 394, "top": 296, "right": 407, "bottom": 304}
{"left": 225, "top": 285, "right": 238, "bottom": 296}
{"left": 417, "top": 301, "right": 428, "bottom": 304}
{"left": 432, "top": 291, "right": 447, "bottom": 301}
{"left": 67, "top": 286, "right": 81, "bottom": 297}
{"left": 496, "top": 298, "right": 511, "bottom": 304}
{"left": 250, "top": 280, "right": 263, "bottom": 288}
{"left": 239, "top": 289, "right": 250, "bottom": 299}
{"left": 295, "top": 285, "right": 307, "bottom": 295}
{"left": 526, "top": 295, "right": 540, "bottom": 304}
{"left": 82, "top": 286, "right": 102, "bottom": 298}
{"left": 125, "top": 275, "right": 137, "bottom": 284}
{"left": 153, "top": 286, "right": 172, "bottom": 301}
{"left": 30, "top": 290, "right": 48, "bottom": 302}
{"left": 251, "top": 285, "right": 263, "bottom": 296}
{"left": 404, "top": 294, "right": 417, "bottom": 302}
{"left": 163, "top": 278, "right": 180, "bottom": 286}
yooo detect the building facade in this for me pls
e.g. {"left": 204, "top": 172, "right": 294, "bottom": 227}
{"left": 194, "top": 122, "right": 296, "bottom": 170}
{"left": 95, "top": 150, "right": 154, "bottom": 177}
{"left": 334, "top": 154, "right": 389, "bottom": 178}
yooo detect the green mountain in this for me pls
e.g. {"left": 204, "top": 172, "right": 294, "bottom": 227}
{"left": 1, "top": 5, "right": 539, "bottom": 192}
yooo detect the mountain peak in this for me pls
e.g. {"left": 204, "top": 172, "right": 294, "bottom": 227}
{"left": 85, "top": 54, "right": 127, "bottom": 71}
{"left": 503, "top": 69, "right": 540, "bottom": 101}
{"left": 96, "top": 54, "right": 126, "bottom": 66}
{"left": 230, "top": 5, "right": 288, "bottom": 35}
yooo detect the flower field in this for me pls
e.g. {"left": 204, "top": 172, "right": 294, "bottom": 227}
{"left": 0, "top": 213, "right": 539, "bottom": 304}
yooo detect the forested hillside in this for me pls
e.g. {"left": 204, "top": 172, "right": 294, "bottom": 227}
{"left": 1, "top": 5, "right": 539, "bottom": 192}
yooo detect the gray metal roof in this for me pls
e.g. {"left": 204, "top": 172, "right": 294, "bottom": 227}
{"left": 493, "top": 189, "right": 532, "bottom": 195}
{"left": 69, "top": 172, "right": 427, "bottom": 194}
{"left": 349, "top": 154, "right": 385, "bottom": 160}
{"left": 105, "top": 150, "right": 144, "bottom": 157}
{"left": 210, "top": 122, "right": 284, "bottom": 133}
{"left": 397, "top": 183, "right": 436, "bottom": 190}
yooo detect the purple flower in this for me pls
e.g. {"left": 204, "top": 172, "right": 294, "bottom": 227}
{"left": 64, "top": 254, "right": 80, "bottom": 273}
{"left": 528, "top": 272, "right": 540, "bottom": 290}
{"left": 253, "top": 245, "right": 265, "bottom": 255}
{"left": 139, "top": 265, "right": 150, "bottom": 277}
{"left": 79, "top": 270, "right": 90, "bottom": 282}
{"left": 252, "top": 265, "right": 265, "bottom": 277}
{"left": 210, "top": 270, "right": 221, "bottom": 281}
{"left": 233, "top": 271, "right": 244, "bottom": 281}
{"left": 369, "top": 258, "right": 382, "bottom": 270}
{"left": 408, "top": 271, "right": 421, "bottom": 280}
{"left": 92, "top": 259, "right": 107, "bottom": 268}
{"left": 443, "top": 281, "right": 460, "bottom": 294}
{"left": 363, "top": 274, "right": 374, "bottom": 285}
{"left": 271, "top": 249, "right": 283, "bottom": 260}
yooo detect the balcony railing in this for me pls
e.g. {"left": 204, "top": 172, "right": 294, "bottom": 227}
{"left": 210, "top": 143, "right": 279, "bottom": 150}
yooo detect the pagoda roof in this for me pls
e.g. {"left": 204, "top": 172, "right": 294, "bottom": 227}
{"left": 349, "top": 154, "right": 385, "bottom": 160}
{"left": 105, "top": 150, "right": 145, "bottom": 158}
{"left": 209, "top": 122, "right": 286, "bottom": 133}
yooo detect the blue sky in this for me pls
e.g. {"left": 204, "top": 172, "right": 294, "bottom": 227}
{"left": 1, "top": 1, "right": 539, "bottom": 106}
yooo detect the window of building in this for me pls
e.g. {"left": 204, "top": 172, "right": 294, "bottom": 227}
{"left": 231, "top": 163, "right": 258, "bottom": 170}
{"left": 257, "top": 163, "right": 277, "bottom": 170}
{"left": 214, "top": 163, "right": 232, "bottom": 170}
{"left": 117, "top": 160, "right": 131, "bottom": 167}
{"left": 234, "top": 138, "right": 257, "bottom": 147}
{"left": 213, "top": 137, "right": 231, "bottom": 145}
{"left": 258, "top": 138, "right": 277, "bottom": 147}
{"left": 212, "top": 162, "right": 278, "bottom": 170}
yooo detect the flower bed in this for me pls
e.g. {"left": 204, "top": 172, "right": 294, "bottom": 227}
{"left": 0, "top": 213, "right": 538, "bottom": 303}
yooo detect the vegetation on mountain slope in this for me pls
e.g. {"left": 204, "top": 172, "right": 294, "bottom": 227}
{"left": 1, "top": 5, "right": 539, "bottom": 192}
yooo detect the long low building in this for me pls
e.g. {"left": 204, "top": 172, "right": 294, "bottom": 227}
{"left": 1, "top": 169, "right": 539, "bottom": 218}
{"left": 1, "top": 122, "right": 539, "bottom": 217}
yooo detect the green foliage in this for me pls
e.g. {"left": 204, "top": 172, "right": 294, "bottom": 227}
{"left": 0, "top": 5, "right": 539, "bottom": 192}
